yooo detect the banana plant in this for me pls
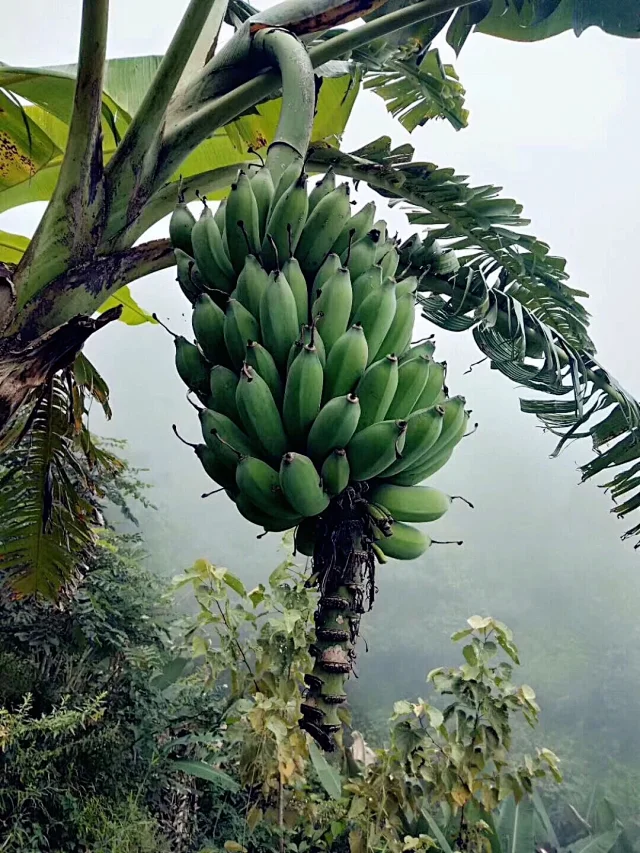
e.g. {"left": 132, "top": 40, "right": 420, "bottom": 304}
{"left": 1, "top": 1, "right": 639, "bottom": 595}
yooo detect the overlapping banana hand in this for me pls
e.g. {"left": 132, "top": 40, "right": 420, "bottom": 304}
{"left": 168, "top": 164, "right": 472, "bottom": 562}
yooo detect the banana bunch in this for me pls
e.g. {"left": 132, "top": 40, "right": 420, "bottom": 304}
{"left": 168, "top": 165, "right": 470, "bottom": 559}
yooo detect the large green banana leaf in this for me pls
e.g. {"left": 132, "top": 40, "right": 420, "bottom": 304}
{"left": 364, "top": 1, "right": 640, "bottom": 58}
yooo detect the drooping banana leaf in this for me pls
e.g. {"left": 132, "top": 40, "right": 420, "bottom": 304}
{"left": 365, "top": 0, "right": 640, "bottom": 57}
{"left": 0, "top": 364, "right": 120, "bottom": 598}
{"left": 305, "top": 137, "right": 640, "bottom": 548}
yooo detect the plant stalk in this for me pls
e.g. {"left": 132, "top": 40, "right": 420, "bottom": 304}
{"left": 14, "top": 0, "right": 110, "bottom": 306}
{"left": 308, "top": 0, "right": 481, "bottom": 66}
{"left": 154, "top": 0, "right": 480, "bottom": 190}
{"left": 301, "top": 487, "right": 377, "bottom": 750}
{"left": 14, "top": 241, "right": 173, "bottom": 337}
{"left": 253, "top": 27, "right": 316, "bottom": 184}
{"left": 104, "top": 0, "right": 225, "bottom": 244}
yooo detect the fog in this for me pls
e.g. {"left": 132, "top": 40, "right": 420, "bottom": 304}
{"left": 3, "top": 0, "right": 640, "bottom": 791}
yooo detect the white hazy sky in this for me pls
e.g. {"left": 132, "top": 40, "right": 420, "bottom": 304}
{"left": 3, "top": 4, "right": 640, "bottom": 642}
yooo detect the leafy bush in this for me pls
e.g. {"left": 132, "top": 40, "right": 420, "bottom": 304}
{"left": 0, "top": 535, "right": 224, "bottom": 852}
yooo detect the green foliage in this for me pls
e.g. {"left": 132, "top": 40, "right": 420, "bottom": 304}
{"left": 0, "top": 366, "right": 154, "bottom": 597}
{"left": 0, "top": 535, "right": 223, "bottom": 852}
{"left": 339, "top": 617, "right": 560, "bottom": 853}
{"left": 360, "top": 45, "right": 468, "bottom": 132}
{"left": 176, "top": 552, "right": 317, "bottom": 794}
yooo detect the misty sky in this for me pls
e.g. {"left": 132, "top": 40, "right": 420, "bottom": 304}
{"left": 3, "top": 2, "right": 640, "bottom": 730}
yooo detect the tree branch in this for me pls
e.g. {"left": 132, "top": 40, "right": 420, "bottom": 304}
{"left": 13, "top": 0, "right": 110, "bottom": 306}
{"left": 104, "top": 0, "right": 226, "bottom": 244}
{"left": 16, "top": 240, "right": 173, "bottom": 338}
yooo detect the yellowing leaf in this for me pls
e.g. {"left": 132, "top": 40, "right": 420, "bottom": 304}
{"left": 97, "top": 285, "right": 156, "bottom": 326}
{"left": 450, "top": 785, "right": 470, "bottom": 807}
{"left": 0, "top": 91, "right": 60, "bottom": 191}
{"left": 0, "top": 229, "right": 29, "bottom": 264}
{"left": 467, "top": 615, "right": 492, "bottom": 630}
{"left": 393, "top": 699, "right": 414, "bottom": 717}
{"left": 224, "top": 842, "right": 247, "bottom": 852}
{"left": 192, "top": 635, "right": 209, "bottom": 657}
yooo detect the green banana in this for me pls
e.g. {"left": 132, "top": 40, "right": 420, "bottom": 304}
{"left": 376, "top": 293, "right": 415, "bottom": 360}
{"left": 320, "top": 449, "right": 350, "bottom": 496}
{"left": 347, "top": 419, "right": 407, "bottom": 481}
{"left": 245, "top": 340, "right": 283, "bottom": 406}
{"left": 378, "top": 521, "right": 429, "bottom": 560}
{"left": 224, "top": 298, "right": 259, "bottom": 368}
{"left": 282, "top": 340, "right": 324, "bottom": 446}
{"left": 271, "top": 158, "right": 303, "bottom": 210}
{"left": 308, "top": 169, "right": 335, "bottom": 214}
{"left": 169, "top": 199, "right": 195, "bottom": 255}
{"left": 279, "top": 453, "right": 330, "bottom": 517}
{"left": 287, "top": 324, "right": 326, "bottom": 371}
{"left": 307, "top": 394, "right": 361, "bottom": 462}
{"left": 260, "top": 270, "right": 300, "bottom": 371}
{"left": 173, "top": 428, "right": 238, "bottom": 493}
{"left": 380, "top": 245, "right": 399, "bottom": 280}
{"left": 213, "top": 198, "right": 226, "bottom": 233}
{"left": 395, "top": 276, "right": 418, "bottom": 298}
{"left": 381, "top": 406, "right": 444, "bottom": 477}
{"left": 192, "top": 294, "right": 227, "bottom": 364}
{"left": 282, "top": 257, "right": 309, "bottom": 328}
{"left": 175, "top": 249, "right": 200, "bottom": 303}
{"left": 262, "top": 172, "right": 309, "bottom": 269}
{"left": 373, "top": 221, "right": 388, "bottom": 258}
{"left": 387, "top": 355, "right": 431, "bottom": 419}
{"left": 191, "top": 204, "right": 235, "bottom": 293}
{"left": 200, "top": 408, "right": 256, "bottom": 457}
{"left": 296, "top": 183, "right": 352, "bottom": 276}
{"left": 333, "top": 201, "right": 376, "bottom": 259}
{"left": 415, "top": 396, "right": 467, "bottom": 465}
{"left": 235, "top": 255, "right": 269, "bottom": 318}
{"left": 399, "top": 339, "right": 436, "bottom": 364}
{"left": 235, "top": 491, "right": 300, "bottom": 532}
{"left": 322, "top": 324, "right": 368, "bottom": 402}
{"left": 225, "top": 170, "right": 261, "bottom": 273}
{"left": 413, "top": 360, "right": 446, "bottom": 411}
{"left": 250, "top": 165, "right": 275, "bottom": 241}
{"left": 372, "top": 542, "right": 388, "bottom": 564}
{"left": 388, "top": 445, "right": 454, "bottom": 486}
{"left": 344, "top": 229, "right": 381, "bottom": 282}
{"left": 312, "top": 268, "right": 352, "bottom": 352}
{"left": 353, "top": 278, "right": 397, "bottom": 365}
{"left": 295, "top": 517, "right": 317, "bottom": 556}
{"left": 208, "top": 365, "right": 240, "bottom": 425}
{"left": 355, "top": 354, "right": 399, "bottom": 431}
{"left": 312, "top": 253, "right": 341, "bottom": 303}
{"left": 198, "top": 444, "right": 237, "bottom": 492}
{"left": 236, "top": 456, "right": 299, "bottom": 520}
{"left": 371, "top": 483, "right": 453, "bottom": 523}
{"left": 350, "top": 265, "right": 383, "bottom": 321}
{"left": 236, "top": 364, "right": 288, "bottom": 460}
{"left": 174, "top": 337, "right": 210, "bottom": 396}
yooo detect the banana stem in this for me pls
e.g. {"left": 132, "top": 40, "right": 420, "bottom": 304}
{"left": 252, "top": 27, "right": 316, "bottom": 184}
{"left": 155, "top": 0, "right": 478, "bottom": 191}
{"left": 308, "top": 0, "right": 480, "bottom": 66}
{"left": 104, "top": 0, "right": 223, "bottom": 242}
{"left": 14, "top": 0, "right": 109, "bottom": 306}
{"left": 302, "top": 486, "right": 377, "bottom": 750}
